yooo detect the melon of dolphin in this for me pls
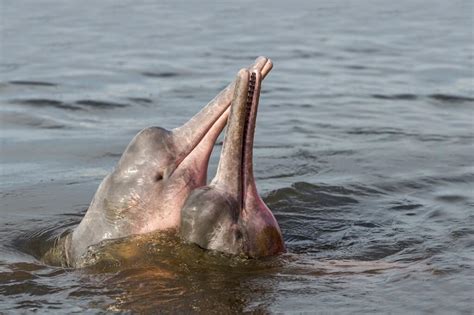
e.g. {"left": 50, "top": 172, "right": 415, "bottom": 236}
{"left": 44, "top": 57, "right": 273, "bottom": 267}
{"left": 180, "top": 68, "right": 285, "bottom": 257}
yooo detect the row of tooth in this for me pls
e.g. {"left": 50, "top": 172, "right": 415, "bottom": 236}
{"left": 246, "top": 73, "right": 256, "bottom": 107}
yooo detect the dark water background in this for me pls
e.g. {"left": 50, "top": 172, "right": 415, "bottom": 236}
{"left": 1, "top": 0, "right": 473, "bottom": 313}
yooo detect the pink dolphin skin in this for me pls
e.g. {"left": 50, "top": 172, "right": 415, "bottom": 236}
{"left": 45, "top": 57, "right": 277, "bottom": 267}
{"left": 180, "top": 67, "right": 285, "bottom": 258}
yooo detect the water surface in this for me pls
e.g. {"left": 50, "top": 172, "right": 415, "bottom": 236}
{"left": 1, "top": 0, "right": 473, "bottom": 313}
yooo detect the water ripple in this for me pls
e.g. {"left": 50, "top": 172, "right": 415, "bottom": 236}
{"left": 8, "top": 81, "right": 58, "bottom": 87}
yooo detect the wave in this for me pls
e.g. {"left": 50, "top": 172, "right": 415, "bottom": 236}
{"left": 141, "top": 71, "right": 180, "bottom": 78}
{"left": 11, "top": 99, "right": 82, "bottom": 111}
{"left": 8, "top": 98, "right": 131, "bottom": 111}
{"left": 0, "top": 111, "right": 67, "bottom": 129}
{"left": 8, "top": 80, "right": 58, "bottom": 87}
{"left": 371, "top": 93, "right": 474, "bottom": 103}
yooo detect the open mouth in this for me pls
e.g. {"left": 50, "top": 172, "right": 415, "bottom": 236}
{"left": 242, "top": 73, "right": 256, "bottom": 170}
{"left": 211, "top": 65, "right": 269, "bottom": 205}
{"left": 244, "top": 72, "right": 256, "bottom": 141}
{"left": 170, "top": 59, "right": 270, "bottom": 180}
{"left": 241, "top": 72, "right": 258, "bottom": 204}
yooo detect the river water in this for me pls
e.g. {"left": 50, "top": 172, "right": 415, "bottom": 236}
{"left": 1, "top": 0, "right": 473, "bottom": 313}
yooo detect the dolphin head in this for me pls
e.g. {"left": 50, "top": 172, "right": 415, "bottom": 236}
{"left": 180, "top": 65, "right": 285, "bottom": 258}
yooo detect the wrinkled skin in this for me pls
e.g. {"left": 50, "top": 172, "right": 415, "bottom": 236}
{"left": 180, "top": 67, "right": 285, "bottom": 258}
{"left": 45, "top": 57, "right": 273, "bottom": 267}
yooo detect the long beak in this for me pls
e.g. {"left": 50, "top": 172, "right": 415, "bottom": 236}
{"left": 212, "top": 68, "right": 262, "bottom": 206}
{"left": 170, "top": 57, "right": 272, "bottom": 174}
{"left": 242, "top": 71, "right": 262, "bottom": 202}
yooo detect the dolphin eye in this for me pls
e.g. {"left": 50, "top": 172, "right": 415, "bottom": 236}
{"left": 154, "top": 173, "right": 163, "bottom": 181}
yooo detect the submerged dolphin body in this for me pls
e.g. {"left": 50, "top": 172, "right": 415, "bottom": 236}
{"left": 180, "top": 68, "right": 285, "bottom": 257}
{"left": 44, "top": 58, "right": 273, "bottom": 267}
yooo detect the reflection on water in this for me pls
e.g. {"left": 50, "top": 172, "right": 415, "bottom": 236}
{"left": 6, "top": 229, "right": 413, "bottom": 313}
{"left": 1, "top": 0, "right": 473, "bottom": 313}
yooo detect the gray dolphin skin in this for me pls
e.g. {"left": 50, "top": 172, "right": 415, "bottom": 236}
{"left": 180, "top": 67, "right": 285, "bottom": 257}
{"left": 44, "top": 57, "right": 274, "bottom": 267}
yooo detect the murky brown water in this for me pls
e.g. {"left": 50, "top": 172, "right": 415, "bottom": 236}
{"left": 1, "top": 0, "right": 473, "bottom": 313}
